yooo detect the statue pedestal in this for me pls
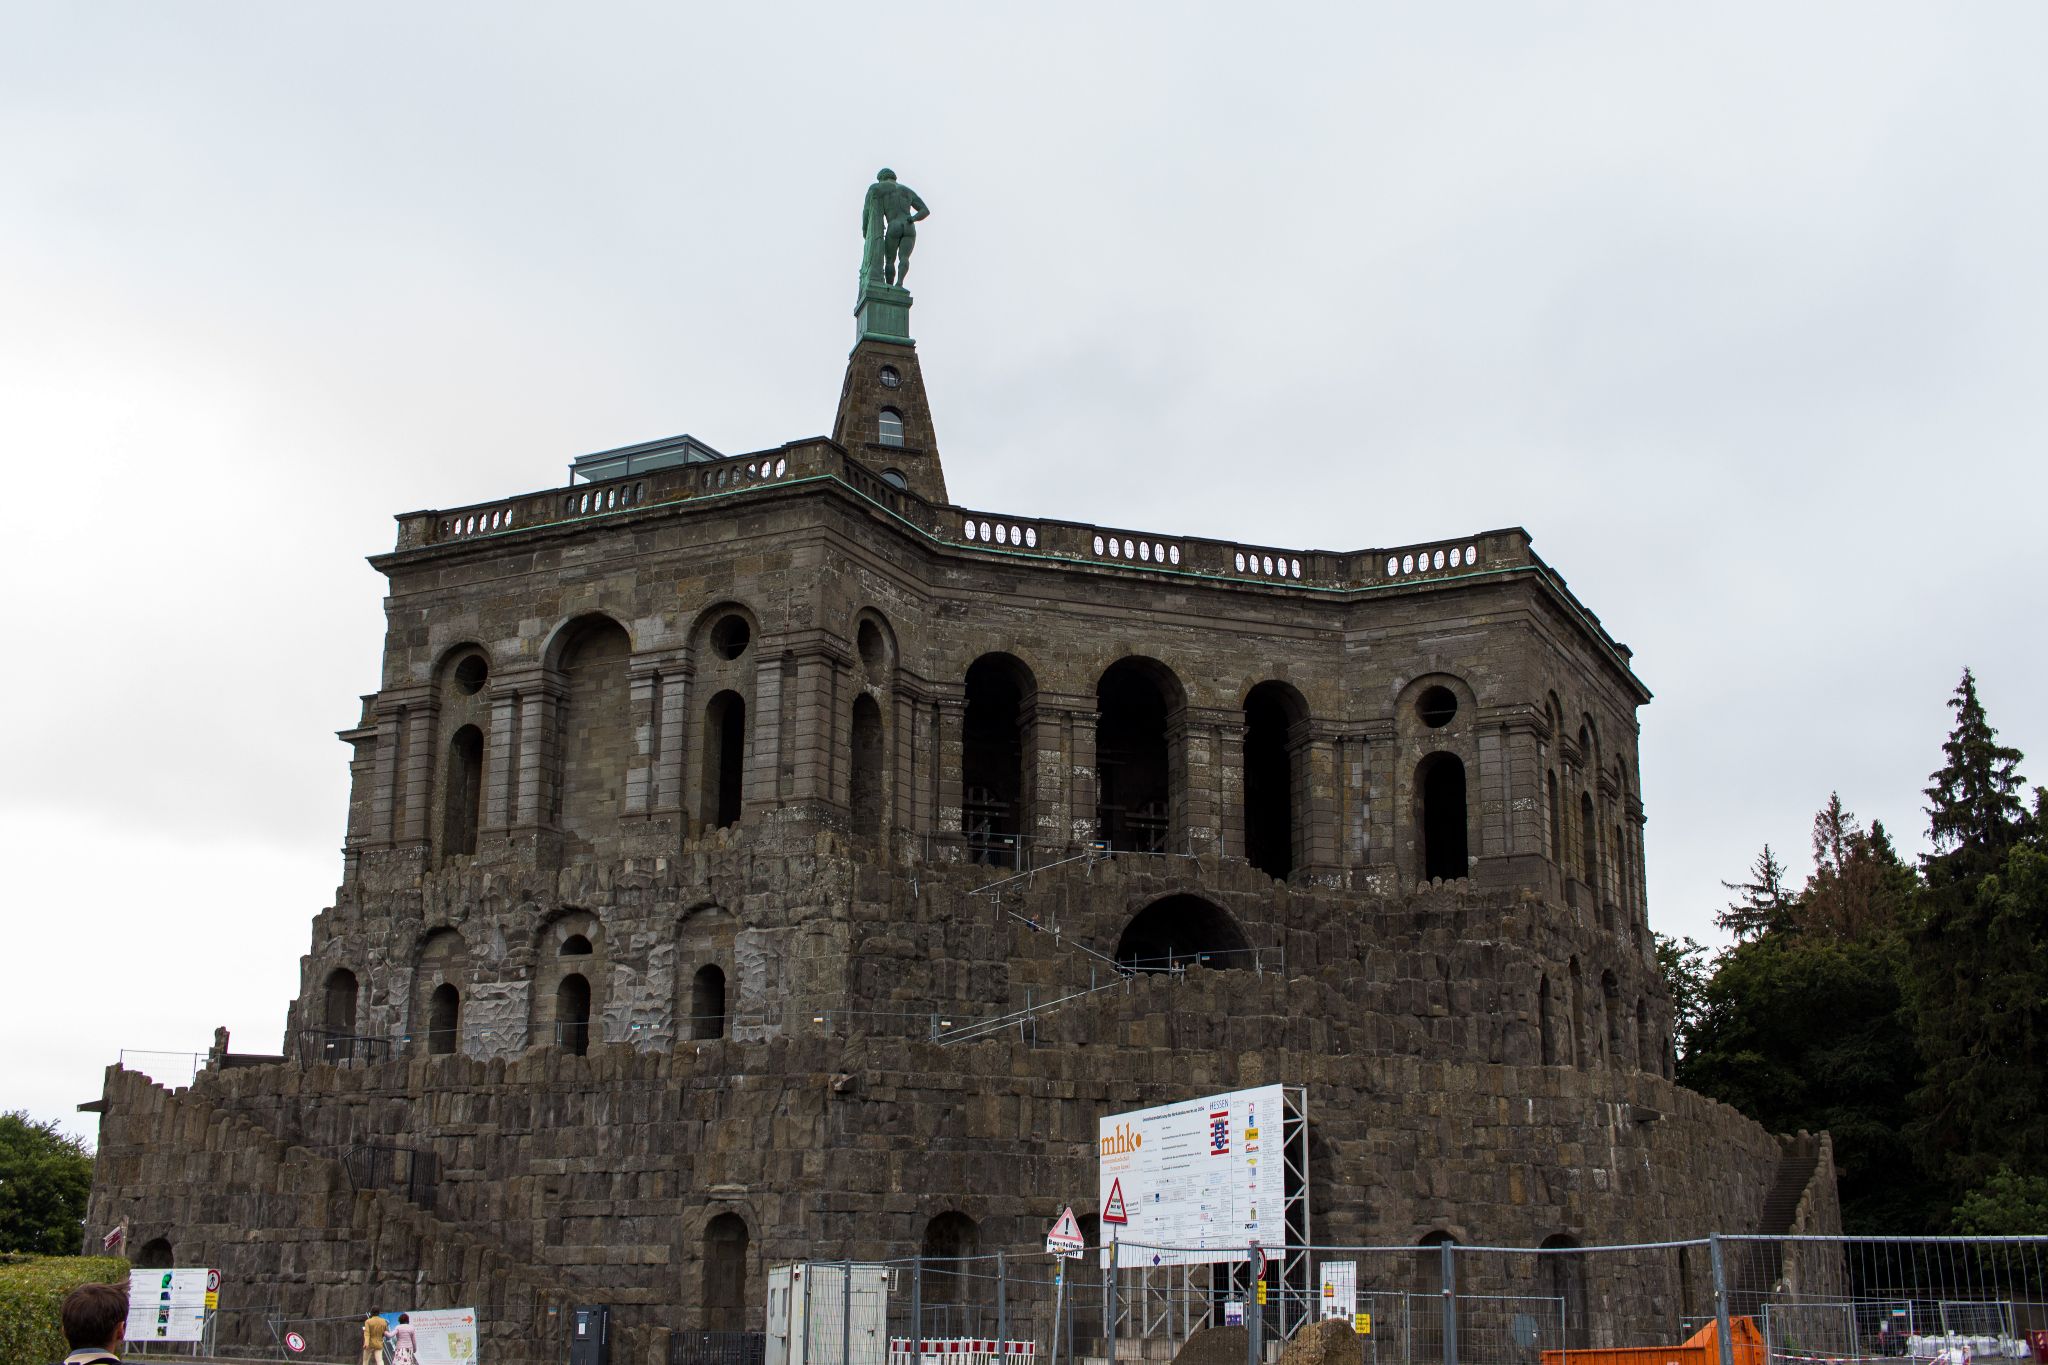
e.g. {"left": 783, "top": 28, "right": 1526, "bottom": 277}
{"left": 855, "top": 281, "right": 913, "bottom": 344}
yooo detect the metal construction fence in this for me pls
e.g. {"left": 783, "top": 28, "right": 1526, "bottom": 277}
{"left": 766, "top": 1237, "right": 2048, "bottom": 1365}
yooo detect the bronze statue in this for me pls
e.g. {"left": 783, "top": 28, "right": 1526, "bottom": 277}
{"left": 862, "top": 168, "right": 930, "bottom": 288}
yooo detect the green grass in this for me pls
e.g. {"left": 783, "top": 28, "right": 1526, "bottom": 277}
{"left": 0, "top": 1255, "right": 130, "bottom": 1365}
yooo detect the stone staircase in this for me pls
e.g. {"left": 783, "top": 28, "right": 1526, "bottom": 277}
{"left": 1729, "top": 1136, "right": 1823, "bottom": 1320}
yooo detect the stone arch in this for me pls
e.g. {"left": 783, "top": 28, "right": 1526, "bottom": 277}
{"left": 134, "top": 1237, "right": 174, "bottom": 1269}
{"left": 426, "top": 983, "right": 460, "bottom": 1056}
{"left": 675, "top": 904, "right": 739, "bottom": 1044}
{"left": 1114, "top": 894, "right": 1253, "bottom": 972}
{"left": 921, "top": 1211, "right": 980, "bottom": 1307}
{"left": 849, "top": 693, "right": 884, "bottom": 841}
{"left": 1415, "top": 1230, "right": 1458, "bottom": 1298}
{"left": 432, "top": 643, "right": 492, "bottom": 863}
{"left": 321, "top": 967, "right": 359, "bottom": 1042}
{"left": 1242, "top": 679, "right": 1309, "bottom": 880}
{"left": 411, "top": 927, "right": 467, "bottom": 1057}
{"left": 964, "top": 652, "right": 1037, "bottom": 867}
{"left": 1541, "top": 1235, "right": 1589, "bottom": 1348}
{"left": 701, "top": 690, "right": 747, "bottom": 831}
{"left": 533, "top": 910, "right": 606, "bottom": 1051}
{"left": 702, "top": 1210, "right": 750, "bottom": 1331}
{"left": 853, "top": 609, "right": 896, "bottom": 677}
{"left": 1096, "top": 657, "right": 1187, "bottom": 854}
{"left": 550, "top": 614, "right": 632, "bottom": 854}
{"left": 1416, "top": 752, "right": 1469, "bottom": 882}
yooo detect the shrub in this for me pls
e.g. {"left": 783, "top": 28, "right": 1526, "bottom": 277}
{"left": 0, "top": 1256, "right": 130, "bottom": 1365}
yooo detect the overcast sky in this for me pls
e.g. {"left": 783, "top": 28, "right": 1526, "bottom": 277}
{"left": 5, "top": 4, "right": 2043, "bottom": 1143}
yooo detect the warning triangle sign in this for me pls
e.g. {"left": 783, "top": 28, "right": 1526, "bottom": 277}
{"left": 1047, "top": 1205, "right": 1085, "bottom": 1258}
{"left": 1102, "top": 1177, "right": 1129, "bottom": 1225}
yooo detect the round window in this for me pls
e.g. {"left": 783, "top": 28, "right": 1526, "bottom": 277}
{"left": 710, "top": 615, "right": 752, "bottom": 660}
{"left": 878, "top": 366, "right": 901, "bottom": 389}
{"left": 881, "top": 468, "right": 909, "bottom": 490}
{"left": 1417, "top": 686, "right": 1458, "bottom": 728}
{"left": 452, "top": 654, "right": 489, "bottom": 696}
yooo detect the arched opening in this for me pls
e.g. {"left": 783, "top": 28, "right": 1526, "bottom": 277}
{"left": 1580, "top": 791, "right": 1600, "bottom": 894}
{"left": 1547, "top": 771, "right": 1562, "bottom": 862}
{"left": 134, "top": 1238, "right": 174, "bottom": 1269}
{"left": 857, "top": 618, "right": 888, "bottom": 672}
{"left": 1417, "top": 752, "right": 1468, "bottom": 882}
{"left": 556, "top": 973, "right": 591, "bottom": 1055}
{"left": 441, "top": 724, "right": 483, "bottom": 859}
{"left": 963, "top": 654, "right": 1032, "bottom": 868}
{"left": 703, "top": 1212, "right": 749, "bottom": 1332}
{"left": 560, "top": 934, "right": 592, "bottom": 957}
{"left": 702, "top": 691, "right": 746, "bottom": 830}
{"left": 1542, "top": 1235, "right": 1589, "bottom": 1348}
{"left": 1114, "top": 895, "right": 1252, "bottom": 972}
{"left": 1096, "top": 659, "right": 1179, "bottom": 854}
{"left": 556, "top": 616, "right": 631, "bottom": 851}
{"left": 321, "top": 968, "right": 358, "bottom": 1054}
{"left": 427, "top": 983, "right": 460, "bottom": 1056}
{"left": 1601, "top": 970, "right": 1622, "bottom": 1064}
{"left": 1568, "top": 957, "right": 1584, "bottom": 1069}
{"left": 690, "top": 965, "right": 727, "bottom": 1041}
{"left": 1415, "top": 1231, "right": 1457, "bottom": 1298}
{"left": 1635, "top": 997, "right": 1651, "bottom": 1073}
{"left": 849, "top": 694, "right": 884, "bottom": 841}
{"left": 1243, "top": 682, "right": 1306, "bottom": 880}
{"left": 1538, "top": 974, "right": 1556, "bottom": 1066}
{"left": 921, "top": 1211, "right": 980, "bottom": 1321}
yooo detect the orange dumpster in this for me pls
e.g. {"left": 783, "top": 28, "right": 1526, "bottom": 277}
{"left": 1540, "top": 1316, "right": 1765, "bottom": 1365}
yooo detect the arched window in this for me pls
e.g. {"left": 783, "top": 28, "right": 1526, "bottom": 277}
{"left": 964, "top": 655, "right": 1033, "bottom": 868}
{"left": 877, "top": 408, "right": 905, "bottom": 447}
{"left": 1580, "top": 791, "right": 1599, "bottom": 893}
{"left": 690, "top": 965, "right": 727, "bottom": 1041}
{"left": 1243, "top": 681, "right": 1307, "bottom": 880}
{"left": 1538, "top": 974, "right": 1556, "bottom": 1066}
{"left": 134, "top": 1238, "right": 174, "bottom": 1269}
{"left": 702, "top": 691, "right": 747, "bottom": 830}
{"left": 1114, "top": 895, "right": 1253, "bottom": 972}
{"left": 1547, "top": 771, "right": 1562, "bottom": 862}
{"left": 1601, "top": 970, "right": 1622, "bottom": 1064}
{"left": 1096, "top": 659, "right": 1182, "bottom": 854}
{"left": 1635, "top": 998, "right": 1651, "bottom": 1074}
{"left": 322, "top": 968, "right": 358, "bottom": 1057}
{"left": 1417, "top": 753, "right": 1468, "bottom": 882}
{"left": 703, "top": 1212, "right": 750, "bottom": 1331}
{"left": 556, "top": 973, "right": 591, "bottom": 1055}
{"left": 849, "top": 694, "right": 884, "bottom": 841}
{"left": 1541, "top": 1235, "right": 1588, "bottom": 1348}
{"left": 1568, "top": 957, "right": 1585, "bottom": 1069}
{"left": 441, "top": 724, "right": 483, "bottom": 859}
{"left": 427, "top": 983, "right": 460, "bottom": 1056}
{"left": 1415, "top": 1231, "right": 1457, "bottom": 1298}
{"left": 556, "top": 617, "right": 631, "bottom": 850}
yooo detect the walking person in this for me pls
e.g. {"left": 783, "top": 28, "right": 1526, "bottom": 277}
{"left": 389, "top": 1313, "right": 419, "bottom": 1365}
{"left": 361, "top": 1312, "right": 389, "bottom": 1365}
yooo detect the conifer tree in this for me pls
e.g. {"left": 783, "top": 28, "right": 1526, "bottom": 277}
{"left": 1717, "top": 844, "right": 1799, "bottom": 940}
{"left": 1924, "top": 669, "right": 2028, "bottom": 875}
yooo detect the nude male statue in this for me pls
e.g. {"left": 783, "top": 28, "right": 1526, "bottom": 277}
{"left": 862, "top": 168, "right": 930, "bottom": 287}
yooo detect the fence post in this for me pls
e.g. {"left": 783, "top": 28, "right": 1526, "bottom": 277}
{"left": 1441, "top": 1240, "right": 1458, "bottom": 1365}
{"left": 997, "top": 1249, "right": 1007, "bottom": 1349}
{"left": 1248, "top": 1243, "right": 1264, "bottom": 1365}
{"left": 802, "top": 1266, "right": 813, "bottom": 1365}
{"left": 843, "top": 1260, "right": 854, "bottom": 1365}
{"left": 1709, "top": 1236, "right": 1734, "bottom": 1365}
{"left": 911, "top": 1257, "right": 923, "bottom": 1365}
{"left": 1105, "top": 1251, "right": 1117, "bottom": 1365}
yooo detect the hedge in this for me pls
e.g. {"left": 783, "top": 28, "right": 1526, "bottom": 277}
{"left": 0, "top": 1256, "right": 130, "bottom": 1365}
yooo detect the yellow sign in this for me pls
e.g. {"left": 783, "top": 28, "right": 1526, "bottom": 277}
{"left": 203, "top": 1292, "right": 218, "bottom": 1310}
{"left": 1256, "top": 1282, "right": 1267, "bottom": 1306}
{"left": 1354, "top": 1314, "right": 1371, "bottom": 1335}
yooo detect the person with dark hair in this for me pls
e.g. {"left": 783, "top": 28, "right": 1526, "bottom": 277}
{"left": 389, "top": 1312, "right": 418, "bottom": 1365}
{"left": 59, "top": 1282, "right": 128, "bottom": 1365}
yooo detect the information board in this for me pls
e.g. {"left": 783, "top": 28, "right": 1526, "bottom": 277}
{"left": 1097, "top": 1084, "right": 1286, "bottom": 1266}
{"left": 408, "top": 1306, "right": 481, "bottom": 1364}
{"left": 125, "top": 1268, "right": 212, "bottom": 1343}
{"left": 1319, "top": 1262, "right": 1356, "bottom": 1320}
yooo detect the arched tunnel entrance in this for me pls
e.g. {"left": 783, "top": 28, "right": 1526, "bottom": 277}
{"left": 1114, "top": 894, "right": 1254, "bottom": 972}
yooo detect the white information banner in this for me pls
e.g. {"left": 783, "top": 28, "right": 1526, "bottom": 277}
{"left": 125, "top": 1268, "right": 210, "bottom": 1343}
{"left": 1098, "top": 1084, "right": 1286, "bottom": 1266}
{"left": 410, "top": 1306, "right": 481, "bottom": 1364}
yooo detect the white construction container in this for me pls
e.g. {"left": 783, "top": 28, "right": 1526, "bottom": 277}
{"left": 766, "top": 1263, "right": 894, "bottom": 1365}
